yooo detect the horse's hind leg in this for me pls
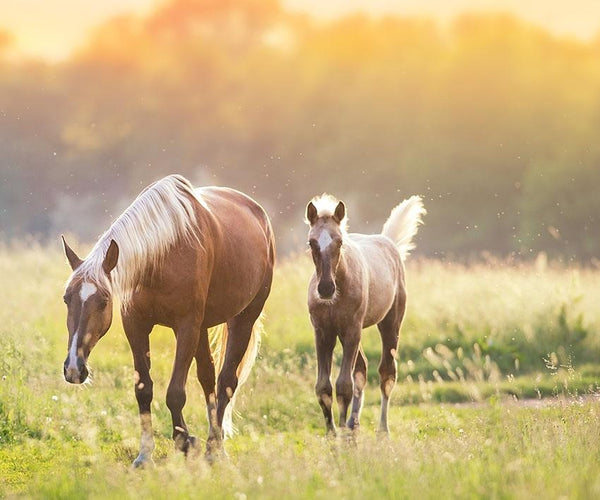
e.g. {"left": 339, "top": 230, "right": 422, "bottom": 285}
{"left": 167, "top": 316, "right": 202, "bottom": 454}
{"left": 194, "top": 328, "right": 218, "bottom": 447}
{"left": 347, "top": 344, "right": 367, "bottom": 430}
{"left": 376, "top": 292, "right": 406, "bottom": 434}
{"left": 215, "top": 282, "right": 270, "bottom": 441}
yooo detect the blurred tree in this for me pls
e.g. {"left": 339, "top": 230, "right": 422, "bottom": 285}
{"left": 0, "top": 3, "right": 598, "bottom": 260}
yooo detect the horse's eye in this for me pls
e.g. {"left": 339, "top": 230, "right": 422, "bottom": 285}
{"left": 308, "top": 240, "right": 319, "bottom": 250}
{"left": 98, "top": 299, "right": 108, "bottom": 310}
{"left": 63, "top": 294, "right": 71, "bottom": 304}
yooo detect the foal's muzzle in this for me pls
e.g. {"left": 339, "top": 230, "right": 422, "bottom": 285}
{"left": 317, "top": 280, "right": 336, "bottom": 299}
{"left": 64, "top": 357, "right": 89, "bottom": 384}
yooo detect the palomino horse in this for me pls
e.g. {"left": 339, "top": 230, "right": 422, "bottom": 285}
{"left": 305, "top": 194, "right": 425, "bottom": 435}
{"left": 61, "top": 174, "right": 275, "bottom": 466}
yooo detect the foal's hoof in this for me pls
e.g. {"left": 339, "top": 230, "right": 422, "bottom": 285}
{"left": 346, "top": 417, "right": 360, "bottom": 432}
{"left": 132, "top": 454, "right": 155, "bottom": 469}
{"left": 376, "top": 428, "right": 390, "bottom": 440}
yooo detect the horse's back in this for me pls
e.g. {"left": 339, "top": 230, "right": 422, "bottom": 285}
{"left": 192, "top": 187, "right": 275, "bottom": 326}
{"left": 349, "top": 233, "right": 404, "bottom": 327}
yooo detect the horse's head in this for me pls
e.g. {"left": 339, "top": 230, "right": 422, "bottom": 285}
{"left": 306, "top": 195, "right": 346, "bottom": 300}
{"left": 61, "top": 236, "right": 119, "bottom": 384}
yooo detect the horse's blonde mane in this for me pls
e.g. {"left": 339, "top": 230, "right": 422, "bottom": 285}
{"left": 69, "top": 174, "right": 201, "bottom": 309}
{"left": 307, "top": 193, "right": 348, "bottom": 231}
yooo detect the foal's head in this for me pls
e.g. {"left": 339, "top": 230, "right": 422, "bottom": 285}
{"left": 61, "top": 237, "right": 119, "bottom": 384}
{"left": 306, "top": 195, "right": 346, "bottom": 300}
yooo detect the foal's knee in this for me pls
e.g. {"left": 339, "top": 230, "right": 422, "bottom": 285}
{"left": 336, "top": 378, "right": 353, "bottom": 405}
{"left": 378, "top": 363, "right": 397, "bottom": 397}
{"left": 315, "top": 379, "right": 333, "bottom": 404}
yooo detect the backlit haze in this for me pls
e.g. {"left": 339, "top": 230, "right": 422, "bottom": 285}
{"left": 3, "top": 0, "right": 600, "bottom": 61}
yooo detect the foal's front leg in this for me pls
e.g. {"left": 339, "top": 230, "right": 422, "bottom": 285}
{"left": 337, "top": 327, "right": 361, "bottom": 429}
{"left": 123, "top": 315, "right": 155, "bottom": 468}
{"left": 314, "top": 326, "right": 336, "bottom": 435}
{"left": 167, "top": 318, "right": 202, "bottom": 454}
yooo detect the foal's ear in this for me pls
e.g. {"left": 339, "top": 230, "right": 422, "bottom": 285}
{"left": 61, "top": 235, "right": 83, "bottom": 271}
{"left": 333, "top": 201, "right": 346, "bottom": 224}
{"left": 102, "top": 240, "right": 119, "bottom": 275}
{"left": 306, "top": 201, "right": 318, "bottom": 225}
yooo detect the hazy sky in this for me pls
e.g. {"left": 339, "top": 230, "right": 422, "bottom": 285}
{"left": 2, "top": 0, "right": 600, "bottom": 60}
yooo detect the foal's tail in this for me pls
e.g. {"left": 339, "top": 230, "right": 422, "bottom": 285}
{"left": 209, "top": 315, "right": 263, "bottom": 438}
{"left": 382, "top": 195, "right": 426, "bottom": 260}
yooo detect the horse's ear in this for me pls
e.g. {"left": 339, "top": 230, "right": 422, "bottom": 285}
{"left": 61, "top": 235, "right": 83, "bottom": 271}
{"left": 102, "top": 240, "right": 119, "bottom": 275}
{"left": 306, "top": 201, "right": 318, "bottom": 225}
{"left": 333, "top": 201, "right": 346, "bottom": 224}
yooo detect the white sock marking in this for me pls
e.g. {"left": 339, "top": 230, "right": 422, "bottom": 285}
{"left": 79, "top": 282, "right": 97, "bottom": 303}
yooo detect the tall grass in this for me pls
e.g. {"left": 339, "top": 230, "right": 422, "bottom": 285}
{"left": 1, "top": 244, "right": 600, "bottom": 497}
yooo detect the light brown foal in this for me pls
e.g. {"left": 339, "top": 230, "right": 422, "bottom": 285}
{"left": 306, "top": 194, "right": 425, "bottom": 435}
{"left": 62, "top": 175, "right": 274, "bottom": 466}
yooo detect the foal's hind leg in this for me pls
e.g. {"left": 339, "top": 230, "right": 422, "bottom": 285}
{"left": 194, "top": 328, "right": 218, "bottom": 447}
{"left": 377, "top": 293, "right": 406, "bottom": 434}
{"left": 167, "top": 316, "right": 202, "bottom": 454}
{"left": 347, "top": 344, "right": 367, "bottom": 431}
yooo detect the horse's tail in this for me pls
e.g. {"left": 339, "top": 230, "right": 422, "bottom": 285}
{"left": 381, "top": 195, "right": 426, "bottom": 260}
{"left": 209, "top": 315, "right": 262, "bottom": 438}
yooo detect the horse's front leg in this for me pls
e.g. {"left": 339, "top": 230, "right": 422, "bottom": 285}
{"left": 336, "top": 326, "right": 361, "bottom": 430}
{"left": 123, "top": 315, "right": 155, "bottom": 468}
{"left": 167, "top": 316, "right": 201, "bottom": 454}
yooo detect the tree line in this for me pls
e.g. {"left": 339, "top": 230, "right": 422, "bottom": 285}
{"left": 0, "top": 0, "right": 598, "bottom": 259}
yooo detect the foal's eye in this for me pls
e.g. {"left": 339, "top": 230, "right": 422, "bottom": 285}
{"left": 63, "top": 294, "right": 71, "bottom": 305}
{"left": 308, "top": 240, "right": 319, "bottom": 250}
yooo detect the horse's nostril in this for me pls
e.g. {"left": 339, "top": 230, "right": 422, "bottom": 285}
{"left": 80, "top": 365, "right": 89, "bottom": 383}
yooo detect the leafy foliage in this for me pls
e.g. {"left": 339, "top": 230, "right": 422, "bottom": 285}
{"left": 0, "top": 2, "right": 599, "bottom": 259}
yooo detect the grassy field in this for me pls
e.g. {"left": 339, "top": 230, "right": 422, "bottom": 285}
{"left": 1, "top": 243, "right": 600, "bottom": 498}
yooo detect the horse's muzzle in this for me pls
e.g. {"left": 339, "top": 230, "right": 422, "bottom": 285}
{"left": 317, "top": 280, "right": 336, "bottom": 299}
{"left": 64, "top": 357, "right": 89, "bottom": 384}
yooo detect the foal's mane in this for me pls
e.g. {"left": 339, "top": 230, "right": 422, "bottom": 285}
{"left": 307, "top": 193, "right": 348, "bottom": 232}
{"left": 69, "top": 174, "right": 201, "bottom": 308}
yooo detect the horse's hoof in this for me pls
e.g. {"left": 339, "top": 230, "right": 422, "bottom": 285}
{"left": 175, "top": 434, "right": 198, "bottom": 455}
{"left": 184, "top": 435, "right": 198, "bottom": 456}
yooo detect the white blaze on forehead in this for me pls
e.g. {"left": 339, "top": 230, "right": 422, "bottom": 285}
{"left": 318, "top": 231, "right": 333, "bottom": 250}
{"left": 79, "top": 282, "right": 97, "bottom": 303}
